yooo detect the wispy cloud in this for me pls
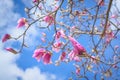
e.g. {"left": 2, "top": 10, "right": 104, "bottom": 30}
{"left": 0, "top": 0, "right": 20, "bottom": 28}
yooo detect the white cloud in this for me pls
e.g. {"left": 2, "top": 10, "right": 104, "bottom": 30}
{"left": 21, "top": 67, "right": 56, "bottom": 80}
{"left": 0, "top": 0, "right": 20, "bottom": 28}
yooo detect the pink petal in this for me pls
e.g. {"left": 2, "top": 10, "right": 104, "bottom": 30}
{"left": 52, "top": 41, "right": 63, "bottom": 52}
{"left": 32, "top": 48, "right": 46, "bottom": 62}
{"left": 44, "top": 15, "right": 54, "bottom": 25}
{"left": 5, "top": 48, "right": 17, "bottom": 54}
{"left": 2, "top": 34, "right": 11, "bottom": 43}
{"left": 73, "top": 56, "right": 81, "bottom": 62}
{"left": 59, "top": 52, "right": 66, "bottom": 61}
{"left": 43, "top": 52, "right": 52, "bottom": 64}
{"left": 69, "top": 36, "right": 86, "bottom": 55}
{"left": 17, "top": 18, "right": 27, "bottom": 28}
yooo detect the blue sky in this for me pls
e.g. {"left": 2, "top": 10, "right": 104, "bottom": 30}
{"left": 0, "top": 0, "right": 120, "bottom": 80}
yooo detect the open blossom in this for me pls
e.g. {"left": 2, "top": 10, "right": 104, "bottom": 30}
{"left": 69, "top": 36, "right": 86, "bottom": 55}
{"left": 44, "top": 15, "right": 54, "bottom": 25}
{"left": 2, "top": 34, "right": 11, "bottom": 43}
{"left": 17, "top": 18, "right": 27, "bottom": 28}
{"left": 32, "top": 48, "right": 46, "bottom": 62}
{"left": 43, "top": 52, "right": 52, "bottom": 64}
{"left": 68, "top": 49, "right": 81, "bottom": 62}
{"left": 98, "top": 0, "right": 104, "bottom": 6}
{"left": 59, "top": 52, "right": 66, "bottom": 61}
{"left": 55, "top": 29, "right": 66, "bottom": 40}
{"left": 68, "top": 36, "right": 86, "bottom": 61}
{"left": 5, "top": 48, "right": 17, "bottom": 54}
{"left": 52, "top": 41, "right": 63, "bottom": 52}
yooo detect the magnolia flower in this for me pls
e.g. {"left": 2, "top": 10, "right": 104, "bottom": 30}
{"left": 17, "top": 18, "right": 27, "bottom": 28}
{"left": 69, "top": 36, "right": 86, "bottom": 55}
{"left": 68, "top": 49, "right": 76, "bottom": 61}
{"left": 2, "top": 34, "right": 11, "bottom": 43}
{"left": 43, "top": 52, "right": 52, "bottom": 64}
{"left": 59, "top": 52, "right": 66, "bottom": 61}
{"left": 55, "top": 29, "right": 66, "bottom": 40}
{"left": 68, "top": 36, "right": 86, "bottom": 61}
{"left": 33, "top": 0, "right": 39, "bottom": 3}
{"left": 52, "top": 41, "right": 63, "bottom": 52}
{"left": 98, "top": 0, "right": 104, "bottom": 6}
{"left": 44, "top": 15, "right": 54, "bottom": 25}
{"left": 5, "top": 48, "right": 17, "bottom": 54}
{"left": 55, "top": 31, "right": 61, "bottom": 40}
{"left": 32, "top": 48, "right": 46, "bottom": 62}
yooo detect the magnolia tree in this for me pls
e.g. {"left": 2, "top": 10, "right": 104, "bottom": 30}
{"left": 2, "top": 0, "right": 120, "bottom": 79}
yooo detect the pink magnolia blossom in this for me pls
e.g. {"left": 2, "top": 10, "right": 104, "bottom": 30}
{"left": 55, "top": 29, "right": 66, "bottom": 40}
{"left": 68, "top": 36, "right": 86, "bottom": 61}
{"left": 68, "top": 49, "right": 81, "bottom": 62}
{"left": 98, "top": 0, "right": 104, "bottom": 6}
{"left": 69, "top": 36, "right": 86, "bottom": 55}
{"left": 43, "top": 52, "right": 52, "bottom": 64}
{"left": 59, "top": 52, "right": 66, "bottom": 61}
{"left": 17, "top": 18, "right": 27, "bottom": 28}
{"left": 44, "top": 15, "right": 54, "bottom": 24}
{"left": 32, "top": 48, "right": 46, "bottom": 62}
{"left": 52, "top": 41, "right": 63, "bottom": 52}
{"left": 2, "top": 34, "right": 11, "bottom": 43}
{"left": 44, "top": 15, "right": 54, "bottom": 25}
{"left": 68, "top": 49, "right": 77, "bottom": 61}
{"left": 33, "top": 0, "right": 39, "bottom": 3}
{"left": 55, "top": 31, "right": 61, "bottom": 40}
{"left": 5, "top": 48, "right": 17, "bottom": 54}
